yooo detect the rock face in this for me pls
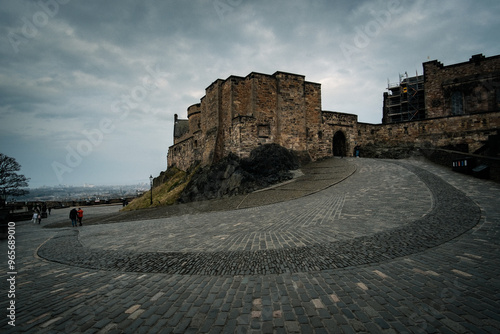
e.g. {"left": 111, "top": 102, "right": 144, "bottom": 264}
{"left": 178, "top": 144, "right": 299, "bottom": 203}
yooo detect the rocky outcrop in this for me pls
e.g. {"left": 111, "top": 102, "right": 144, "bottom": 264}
{"left": 178, "top": 144, "right": 299, "bottom": 203}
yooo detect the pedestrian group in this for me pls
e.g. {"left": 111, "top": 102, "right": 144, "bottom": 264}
{"left": 69, "top": 207, "right": 84, "bottom": 227}
{"left": 30, "top": 204, "right": 84, "bottom": 227}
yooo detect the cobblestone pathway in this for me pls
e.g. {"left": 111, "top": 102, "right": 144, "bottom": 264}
{"left": 1, "top": 157, "right": 499, "bottom": 333}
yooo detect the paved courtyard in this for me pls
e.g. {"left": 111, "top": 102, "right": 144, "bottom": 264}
{"left": 1, "top": 157, "right": 499, "bottom": 333}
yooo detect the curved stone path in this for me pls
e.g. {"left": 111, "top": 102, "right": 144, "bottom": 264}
{"left": 37, "top": 160, "right": 479, "bottom": 275}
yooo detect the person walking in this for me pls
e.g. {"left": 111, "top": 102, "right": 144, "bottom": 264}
{"left": 77, "top": 208, "right": 84, "bottom": 226}
{"left": 69, "top": 208, "right": 78, "bottom": 227}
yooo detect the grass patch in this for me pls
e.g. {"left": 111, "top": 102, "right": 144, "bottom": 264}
{"left": 122, "top": 166, "right": 197, "bottom": 211}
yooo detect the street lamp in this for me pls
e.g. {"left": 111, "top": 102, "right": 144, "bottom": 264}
{"left": 149, "top": 175, "right": 153, "bottom": 205}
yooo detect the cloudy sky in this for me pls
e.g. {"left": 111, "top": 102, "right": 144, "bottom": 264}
{"left": 1, "top": 0, "right": 499, "bottom": 188}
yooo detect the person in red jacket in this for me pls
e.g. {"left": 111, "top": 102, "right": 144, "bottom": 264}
{"left": 77, "top": 208, "right": 84, "bottom": 226}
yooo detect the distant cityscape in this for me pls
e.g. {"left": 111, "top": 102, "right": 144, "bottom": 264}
{"left": 11, "top": 183, "right": 150, "bottom": 203}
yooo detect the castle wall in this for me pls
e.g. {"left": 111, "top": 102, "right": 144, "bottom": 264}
{"left": 252, "top": 73, "right": 279, "bottom": 147}
{"left": 167, "top": 136, "right": 196, "bottom": 171}
{"left": 232, "top": 75, "right": 252, "bottom": 118}
{"left": 232, "top": 116, "right": 259, "bottom": 159}
{"left": 200, "top": 80, "right": 223, "bottom": 165}
{"left": 321, "top": 112, "right": 358, "bottom": 158}
{"left": 424, "top": 54, "right": 500, "bottom": 119}
{"left": 357, "top": 111, "right": 500, "bottom": 153}
{"left": 168, "top": 60, "right": 500, "bottom": 172}
{"left": 304, "top": 82, "right": 323, "bottom": 160}
{"left": 228, "top": 73, "right": 278, "bottom": 159}
{"left": 218, "top": 78, "right": 234, "bottom": 161}
{"left": 275, "top": 72, "right": 307, "bottom": 153}
{"left": 187, "top": 104, "right": 201, "bottom": 134}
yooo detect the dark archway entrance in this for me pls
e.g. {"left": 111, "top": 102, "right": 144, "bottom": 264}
{"left": 332, "top": 131, "right": 347, "bottom": 157}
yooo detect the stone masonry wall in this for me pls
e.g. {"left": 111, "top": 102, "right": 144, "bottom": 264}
{"left": 226, "top": 73, "right": 277, "bottom": 159}
{"left": 357, "top": 111, "right": 500, "bottom": 153}
{"left": 166, "top": 137, "right": 195, "bottom": 171}
{"left": 187, "top": 104, "right": 201, "bottom": 134}
{"left": 217, "top": 77, "right": 233, "bottom": 162}
{"left": 168, "top": 62, "right": 500, "bottom": 172}
{"left": 275, "top": 72, "right": 307, "bottom": 154}
{"left": 321, "top": 112, "right": 358, "bottom": 158}
{"left": 304, "top": 82, "right": 323, "bottom": 160}
{"left": 168, "top": 71, "right": 321, "bottom": 169}
{"left": 252, "top": 73, "right": 278, "bottom": 146}
{"left": 424, "top": 54, "right": 500, "bottom": 118}
{"left": 200, "top": 80, "right": 222, "bottom": 165}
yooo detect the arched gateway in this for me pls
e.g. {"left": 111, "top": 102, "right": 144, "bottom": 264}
{"left": 332, "top": 131, "right": 347, "bottom": 157}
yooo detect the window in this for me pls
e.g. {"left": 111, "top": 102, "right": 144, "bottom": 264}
{"left": 258, "top": 124, "right": 270, "bottom": 138}
{"left": 451, "top": 91, "right": 464, "bottom": 115}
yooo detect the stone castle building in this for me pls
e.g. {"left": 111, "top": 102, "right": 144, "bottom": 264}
{"left": 168, "top": 54, "right": 500, "bottom": 171}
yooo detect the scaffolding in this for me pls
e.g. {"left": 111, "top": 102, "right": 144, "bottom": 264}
{"left": 384, "top": 72, "right": 425, "bottom": 123}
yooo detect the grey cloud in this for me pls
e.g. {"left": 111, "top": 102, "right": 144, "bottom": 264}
{"left": 0, "top": 0, "right": 499, "bottom": 187}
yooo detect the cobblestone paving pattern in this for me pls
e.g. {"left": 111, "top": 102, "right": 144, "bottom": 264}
{"left": 43, "top": 158, "right": 356, "bottom": 227}
{"left": 1, "top": 157, "right": 499, "bottom": 333}
{"left": 62, "top": 160, "right": 432, "bottom": 253}
{"left": 36, "top": 160, "right": 476, "bottom": 275}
